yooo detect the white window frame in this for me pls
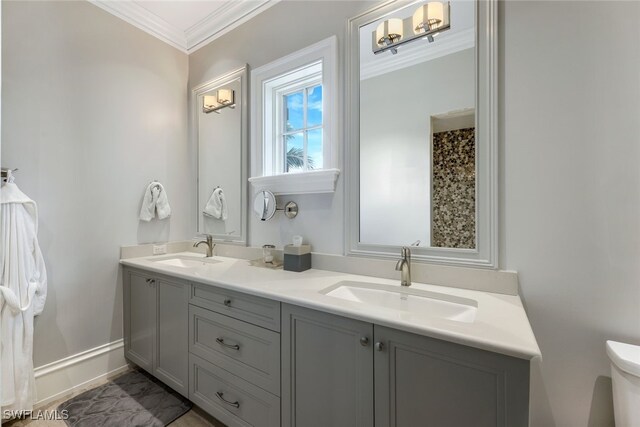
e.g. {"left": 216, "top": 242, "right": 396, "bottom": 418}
{"left": 250, "top": 36, "right": 340, "bottom": 195}
{"left": 274, "top": 65, "right": 323, "bottom": 173}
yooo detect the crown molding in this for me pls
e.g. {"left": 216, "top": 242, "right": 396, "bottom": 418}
{"left": 361, "top": 28, "right": 475, "bottom": 81}
{"left": 186, "top": 0, "right": 280, "bottom": 54}
{"left": 89, "top": 0, "right": 187, "bottom": 52}
{"left": 88, "top": 0, "right": 280, "bottom": 54}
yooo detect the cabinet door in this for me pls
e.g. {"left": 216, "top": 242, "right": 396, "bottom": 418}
{"left": 123, "top": 270, "right": 156, "bottom": 374}
{"left": 282, "top": 304, "right": 374, "bottom": 427}
{"left": 155, "top": 278, "right": 190, "bottom": 397}
{"left": 374, "top": 326, "right": 530, "bottom": 427}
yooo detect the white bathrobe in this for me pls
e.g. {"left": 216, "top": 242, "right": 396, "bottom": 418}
{"left": 0, "top": 182, "right": 47, "bottom": 413}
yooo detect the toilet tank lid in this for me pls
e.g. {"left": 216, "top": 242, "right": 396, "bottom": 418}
{"left": 607, "top": 340, "right": 640, "bottom": 377}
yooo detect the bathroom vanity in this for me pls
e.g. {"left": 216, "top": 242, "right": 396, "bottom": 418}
{"left": 121, "top": 253, "right": 539, "bottom": 427}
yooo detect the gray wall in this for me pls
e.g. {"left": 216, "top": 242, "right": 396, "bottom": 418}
{"left": 501, "top": 2, "right": 640, "bottom": 426}
{"left": 1, "top": 0, "right": 190, "bottom": 366}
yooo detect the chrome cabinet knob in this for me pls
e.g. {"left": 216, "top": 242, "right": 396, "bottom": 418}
{"left": 360, "top": 336, "right": 369, "bottom": 346}
{"left": 375, "top": 342, "right": 384, "bottom": 352}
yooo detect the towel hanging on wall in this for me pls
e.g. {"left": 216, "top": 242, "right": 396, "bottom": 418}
{"left": 139, "top": 181, "right": 171, "bottom": 221}
{"left": 203, "top": 187, "right": 228, "bottom": 220}
{"left": 0, "top": 181, "right": 48, "bottom": 413}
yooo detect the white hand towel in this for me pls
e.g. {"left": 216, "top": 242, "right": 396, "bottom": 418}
{"left": 139, "top": 183, "right": 160, "bottom": 222}
{"left": 203, "top": 187, "right": 227, "bottom": 220}
{"left": 155, "top": 183, "right": 171, "bottom": 220}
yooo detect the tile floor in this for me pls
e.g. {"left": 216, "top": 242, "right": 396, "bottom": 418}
{"left": 4, "top": 369, "right": 225, "bottom": 427}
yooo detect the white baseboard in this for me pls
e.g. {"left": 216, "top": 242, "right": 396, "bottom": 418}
{"left": 34, "top": 339, "right": 129, "bottom": 407}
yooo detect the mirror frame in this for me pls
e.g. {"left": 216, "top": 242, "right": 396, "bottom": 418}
{"left": 193, "top": 65, "right": 248, "bottom": 245}
{"left": 345, "top": 0, "right": 498, "bottom": 268}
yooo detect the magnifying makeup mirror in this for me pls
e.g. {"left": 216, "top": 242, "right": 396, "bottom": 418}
{"left": 254, "top": 190, "right": 277, "bottom": 221}
{"left": 253, "top": 190, "right": 299, "bottom": 221}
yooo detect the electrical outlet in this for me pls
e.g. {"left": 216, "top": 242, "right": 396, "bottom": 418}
{"left": 153, "top": 244, "right": 167, "bottom": 255}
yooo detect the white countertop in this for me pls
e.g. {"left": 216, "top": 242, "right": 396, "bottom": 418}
{"left": 121, "top": 252, "right": 540, "bottom": 360}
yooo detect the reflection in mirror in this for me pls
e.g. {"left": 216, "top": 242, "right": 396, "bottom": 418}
{"left": 195, "top": 66, "right": 247, "bottom": 244}
{"left": 359, "top": 0, "right": 476, "bottom": 249}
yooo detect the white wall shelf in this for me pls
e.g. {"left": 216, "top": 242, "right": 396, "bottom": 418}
{"left": 249, "top": 168, "right": 340, "bottom": 196}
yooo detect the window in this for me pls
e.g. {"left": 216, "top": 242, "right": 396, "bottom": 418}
{"left": 250, "top": 36, "right": 340, "bottom": 195}
{"left": 263, "top": 60, "right": 325, "bottom": 175}
{"left": 279, "top": 80, "right": 323, "bottom": 173}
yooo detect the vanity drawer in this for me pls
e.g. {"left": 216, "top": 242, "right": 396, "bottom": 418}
{"left": 189, "top": 353, "right": 280, "bottom": 427}
{"left": 189, "top": 305, "right": 280, "bottom": 395}
{"left": 190, "top": 283, "right": 280, "bottom": 331}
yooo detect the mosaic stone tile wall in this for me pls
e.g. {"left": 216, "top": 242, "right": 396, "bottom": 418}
{"left": 432, "top": 127, "right": 476, "bottom": 248}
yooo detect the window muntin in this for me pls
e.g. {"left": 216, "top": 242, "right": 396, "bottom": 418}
{"left": 282, "top": 84, "right": 323, "bottom": 172}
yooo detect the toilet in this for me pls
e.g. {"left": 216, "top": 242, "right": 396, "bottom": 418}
{"left": 607, "top": 340, "right": 640, "bottom": 427}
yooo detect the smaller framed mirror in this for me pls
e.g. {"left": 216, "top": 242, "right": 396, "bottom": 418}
{"left": 194, "top": 66, "right": 248, "bottom": 244}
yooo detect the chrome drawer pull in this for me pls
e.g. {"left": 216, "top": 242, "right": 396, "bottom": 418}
{"left": 223, "top": 298, "right": 232, "bottom": 307}
{"left": 216, "top": 337, "right": 240, "bottom": 350}
{"left": 216, "top": 392, "right": 240, "bottom": 408}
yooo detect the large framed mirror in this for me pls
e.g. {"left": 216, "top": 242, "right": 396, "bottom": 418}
{"left": 194, "top": 66, "right": 248, "bottom": 244}
{"left": 346, "top": 0, "right": 497, "bottom": 267}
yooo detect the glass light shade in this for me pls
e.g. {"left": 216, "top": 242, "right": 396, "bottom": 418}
{"left": 376, "top": 18, "right": 403, "bottom": 47}
{"left": 203, "top": 95, "right": 217, "bottom": 110}
{"left": 413, "top": 2, "right": 447, "bottom": 34}
{"left": 217, "top": 88, "right": 233, "bottom": 104}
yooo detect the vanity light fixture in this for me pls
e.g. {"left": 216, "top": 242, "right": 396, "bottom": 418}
{"left": 203, "top": 88, "right": 235, "bottom": 114}
{"left": 372, "top": 1, "right": 450, "bottom": 55}
{"left": 375, "top": 18, "right": 404, "bottom": 54}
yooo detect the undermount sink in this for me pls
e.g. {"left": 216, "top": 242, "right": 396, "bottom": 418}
{"left": 321, "top": 281, "right": 477, "bottom": 323}
{"left": 151, "top": 255, "right": 222, "bottom": 274}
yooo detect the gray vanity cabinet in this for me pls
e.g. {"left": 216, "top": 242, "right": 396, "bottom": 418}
{"left": 281, "top": 304, "right": 374, "bottom": 427}
{"left": 155, "top": 277, "right": 190, "bottom": 396}
{"left": 123, "top": 270, "right": 156, "bottom": 373}
{"left": 123, "top": 268, "right": 190, "bottom": 397}
{"left": 282, "top": 305, "right": 531, "bottom": 427}
{"left": 123, "top": 266, "right": 532, "bottom": 427}
{"left": 373, "top": 326, "right": 530, "bottom": 427}
{"left": 188, "top": 282, "right": 282, "bottom": 427}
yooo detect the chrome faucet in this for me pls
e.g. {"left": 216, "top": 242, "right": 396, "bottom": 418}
{"left": 194, "top": 235, "right": 215, "bottom": 257}
{"left": 395, "top": 247, "right": 412, "bottom": 287}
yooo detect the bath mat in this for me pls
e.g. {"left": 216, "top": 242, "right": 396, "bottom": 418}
{"left": 58, "top": 369, "right": 192, "bottom": 427}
